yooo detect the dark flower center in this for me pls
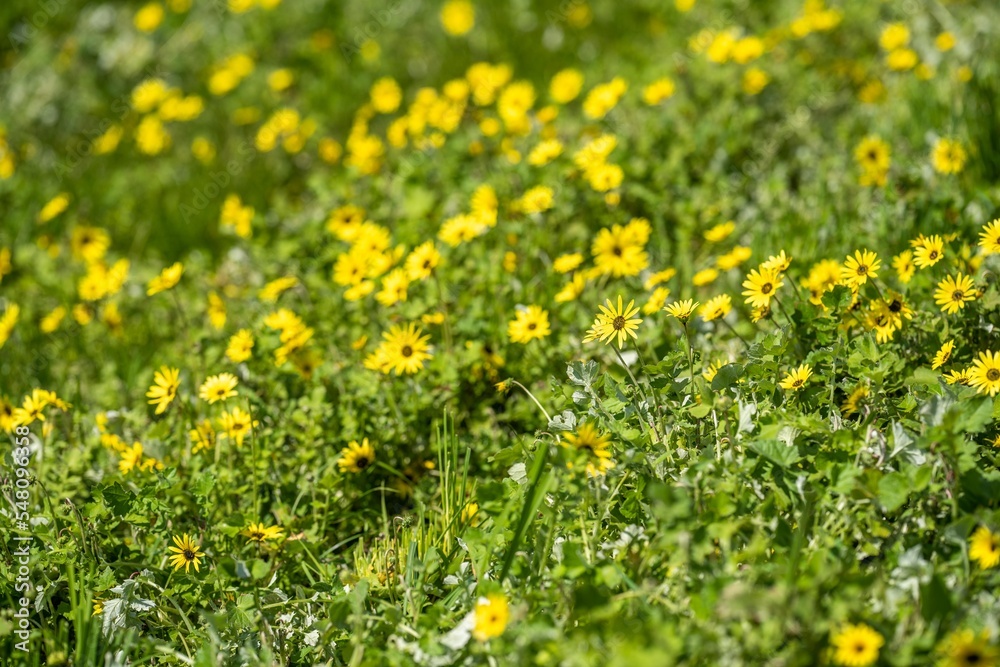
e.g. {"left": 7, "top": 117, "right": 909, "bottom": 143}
{"left": 929, "top": 250, "right": 938, "bottom": 259}
{"left": 761, "top": 283, "right": 772, "bottom": 294}
{"left": 987, "top": 369, "right": 1000, "bottom": 382}
{"left": 612, "top": 316, "right": 626, "bottom": 330}
{"left": 401, "top": 345, "right": 413, "bottom": 357}
{"left": 612, "top": 245, "right": 623, "bottom": 257}
{"left": 527, "top": 322, "right": 537, "bottom": 330}
{"left": 183, "top": 549, "right": 195, "bottom": 560}
{"left": 356, "top": 457, "right": 369, "bottom": 469}
{"left": 953, "top": 290, "right": 966, "bottom": 302}
{"left": 889, "top": 300, "right": 902, "bottom": 312}
{"left": 857, "top": 265, "right": 867, "bottom": 275}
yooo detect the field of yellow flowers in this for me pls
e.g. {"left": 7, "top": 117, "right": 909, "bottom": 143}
{"left": 3, "top": 0, "right": 1000, "bottom": 664}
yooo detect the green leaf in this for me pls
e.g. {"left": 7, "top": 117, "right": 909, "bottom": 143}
{"left": 567, "top": 360, "right": 598, "bottom": 387}
{"left": 689, "top": 403, "right": 712, "bottom": 419}
{"left": 100, "top": 483, "right": 135, "bottom": 516}
{"left": 877, "top": 472, "right": 910, "bottom": 512}
{"left": 710, "top": 363, "right": 742, "bottom": 391}
{"left": 920, "top": 575, "right": 952, "bottom": 624}
{"left": 748, "top": 439, "right": 800, "bottom": 468}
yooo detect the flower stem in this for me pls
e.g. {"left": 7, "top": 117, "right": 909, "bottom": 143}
{"left": 510, "top": 380, "right": 553, "bottom": 425}
{"left": 614, "top": 345, "right": 658, "bottom": 443}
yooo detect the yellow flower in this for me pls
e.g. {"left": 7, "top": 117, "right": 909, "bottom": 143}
{"left": 508, "top": 305, "right": 551, "bottom": 344}
{"left": 339, "top": 438, "right": 376, "bottom": 473}
{"left": 854, "top": 136, "right": 890, "bottom": 176}
{"left": 665, "top": 299, "right": 699, "bottom": 322}
{"left": 742, "top": 68, "right": 770, "bottom": 95}
{"left": 218, "top": 407, "right": 255, "bottom": 447}
{"left": 582, "top": 77, "right": 627, "bottom": 120}
{"left": 831, "top": 623, "right": 884, "bottom": 667}
{"left": 841, "top": 386, "right": 869, "bottom": 417}
{"left": 692, "top": 267, "right": 719, "bottom": 286}
{"left": 189, "top": 420, "right": 216, "bottom": 454}
{"left": 741, "top": 267, "right": 784, "bottom": 308}
{"left": 932, "top": 138, "right": 967, "bottom": 174}
{"left": 591, "top": 224, "right": 648, "bottom": 278}
{"left": 242, "top": 523, "right": 284, "bottom": 543}
{"left": 198, "top": 373, "right": 239, "bottom": 403}
{"left": 979, "top": 219, "right": 1000, "bottom": 255}
{"left": 555, "top": 273, "right": 587, "bottom": 303}
{"left": 582, "top": 296, "right": 642, "bottom": 349}
{"left": 147, "top": 262, "right": 183, "bottom": 296}
{"left": 779, "top": 364, "right": 813, "bottom": 391}
{"left": 932, "top": 340, "right": 954, "bottom": 370}
{"left": 969, "top": 526, "right": 1000, "bottom": 569}
{"left": 0, "top": 247, "right": 10, "bottom": 283}
{"left": 146, "top": 366, "right": 180, "bottom": 415}
{"left": 732, "top": 36, "right": 765, "bottom": 64}
{"left": 935, "top": 32, "right": 956, "bottom": 52}
{"left": 704, "top": 221, "right": 735, "bottom": 243}
{"left": 0, "top": 397, "right": 17, "bottom": 433}
{"left": 934, "top": 273, "right": 977, "bottom": 314}
{"left": 879, "top": 23, "right": 910, "bottom": 50}
{"left": 642, "top": 78, "right": 675, "bottom": 105}
{"left": 936, "top": 629, "right": 998, "bottom": 667}
{"left": 370, "top": 77, "right": 402, "bottom": 114}
{"left": 207, "top": 292, "right": 226, "bottom": 330}
{"left": 549, "top": 68, "right": 584, "bottom": 104}
{"left": 644, "top": 268, "right": 677, "bottom": 289}
{"left": 761, "top": 250, "right": 792, "bottom": 273}
{"left": 643, "top": 287, "right": 671, "bottom": 315}
{"left": 258, "top": 276, "right": 299, "bottom": 302}
{"left": 134, "top": 2, "right": 164, "bottom": 32}
{"left": 118, "top": 441, "right": 145, "bottom": 475}
{"left": 886, "top": 48, "right": 918, "bottom": 71}
{"left": 553, "top": 253, "right": 584, "bottom": 274}
{"left": 71, "top": 226, "right": 111, "bottom": 263}
{"left": 405, "top": 242, "right": 441, "bottom": 281}
{"left": 37, "top": 193, "right": 70, "bottom": 224}
{"left": 0, "top": 304, "right": 19, "bottom": 349}
{"left": 40, "top": 306, "right": 66, "bottom": 334}
{"left": 135, "top": 116, "right": 171, "bottom": 155}
{"left": 220, "top": 194, "right": 254, "bottom": 239}
{"left": 892, "top": 250, "right": 915, "bottom": 284}
{"left": 968, "top": 351, "right": 1000, "bottom": 397}
{"left": 167, "top": 534, "right": 206, "bottom": 573}
{"left": 267, "top": 68, "right": 294, "bottom": 91}
{"left": 378, "top": 323, "right": 433, "bottom": 375}
{"left": 840, "top": 250, "right": 880, "bottom": 289}
{"left": 473, "top": 593, "right": 509, "bottom": 641}
{"left": 911, "top": 234, "right": 945, "bottom": 268}
{"left": 376, "top": 268, "right": 410, "bottom": 307}
{"left": 563, "top": 422, "right": 615, "bottom": 476}
{"left": 527, "top": 138, "right": 564, "bottom": 167}
{"left": 717, "top": 246, "right": 752, "bottom": 271}
{"left": 700, "top": 294, "right": 732, "bottom": 322}
{"left": 944, "top": 368, "right": 972, "bottom": 386}
{"left": 517, "top": 185, "right": 554, "bottom": 214}
{"left": 440, "top": 0, "right": 474, "bottom": 36}
{"left": 461, "top": 502, "right": 480, "bottom": 525}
